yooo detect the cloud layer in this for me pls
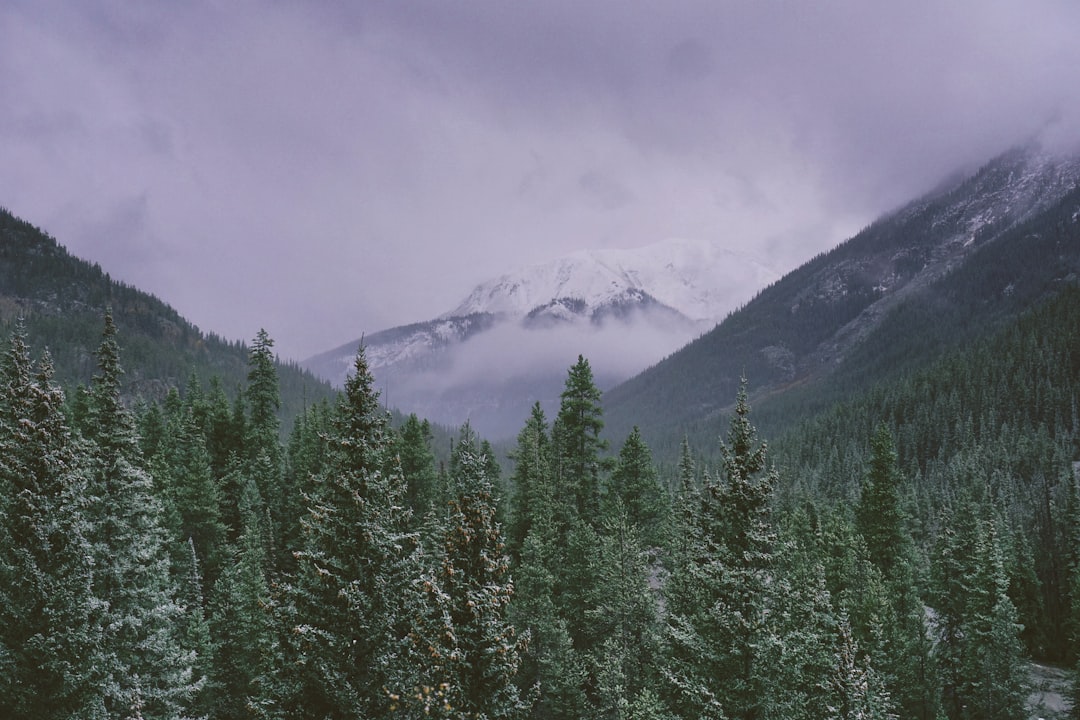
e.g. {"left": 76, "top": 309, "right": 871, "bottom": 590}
{"left": 2, "top": 0, "right": 1079, "bottom": 359}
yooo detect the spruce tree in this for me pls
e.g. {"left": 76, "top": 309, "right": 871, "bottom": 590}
{"left": 82, "top": 311, "right": 199, "bottom": 719}
{"left": 438, "top": 432, "right": 525, "bottom": 720}
{"left": 0, "top": 327, "right": 102, "bottom": 718}
{"left": 663, "top": 379, "right": 779, "bottom": 720}
{"left": 245, "top": 329, "right": 294, "bottom": 566}
{"left": 275, "top": 347, "right": 423, "bottom": 718}
{"left": 552, "top": 355, "right": 606, "bottom": 524}
{"left": 396, "top": 413, "right": 440, "bottom": 515}
{"left": 587, "top": 505, "right": 663, "bottom": 719}
{"left": 855, "top": 425, "right": 911, "bottom": 582}
{"left": 507, "top": 403, "right": 553, "bottom": 563}
{"left": 209, "top": 474, "right": 276, "bottom": 720}
{"left": 606, "top": 426, "right": 667, "bottom": 547}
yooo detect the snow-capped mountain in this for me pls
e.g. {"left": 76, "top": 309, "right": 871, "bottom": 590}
{"left": 448, "top": 238, "right": 777, "bottom": 325}
{"left": 302, "top": 239, "right": 779, "bottom": 436}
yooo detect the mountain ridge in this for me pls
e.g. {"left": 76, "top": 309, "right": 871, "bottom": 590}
{"left": 601, "top": 144, "right": 1080, "bottom": 457}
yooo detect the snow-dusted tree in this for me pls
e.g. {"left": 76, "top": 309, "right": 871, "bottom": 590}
{"left": 0, "top": 325, "right": 103, "bottom": 718}
{"left": 588, "top": 504, "right": 663, "bottom": 719}
{"left": 552, "top": 355, "right": 607, "bottom": 524}
{"left": 827, "top": 615, "right": 896, "bottom": 720}
{"left": 437, "top": 432, "right": 526, "bottom": 719}
{"left": 663, "top": 379, "right": 779, "bottom": 720}
{"left": 956, "top": 517, "right": 1028, "bottom": 720}
{"left": 274, "top": 347, "right": 423, "bottom": 718}
{"left": 507, "top": 403, "right": 553, "bottom": 562}
{"left": 81, "top": 311, "right": 199, "bottom": 719}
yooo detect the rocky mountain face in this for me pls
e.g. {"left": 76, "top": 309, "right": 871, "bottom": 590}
{"left": 302, "top": 238, "right": 778, "bottom": 438}
{"left": 602, "top": 144, "right": 1080, "bottom": 454}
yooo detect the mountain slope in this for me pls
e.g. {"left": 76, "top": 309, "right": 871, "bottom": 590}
{"left": 602, "top": 145, "right": 1080, "bottom": 457}
{"left": 0, "top": 207, "right": 335, "bottom": 428}
{"left": 304, "top": 238, "right": 777, "bottom": 437}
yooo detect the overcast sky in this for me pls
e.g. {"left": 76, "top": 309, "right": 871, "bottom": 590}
{"left": 2, "top": 1, "right": 1079, "bottom": 360}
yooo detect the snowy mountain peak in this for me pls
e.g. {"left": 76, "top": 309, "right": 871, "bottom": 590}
{"left": 445, "top": 238, "right": 778, "bottom": 324}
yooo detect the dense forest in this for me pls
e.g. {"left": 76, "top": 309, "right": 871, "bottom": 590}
{"left": 2, "top": 280, "right": 1078, "bottom": 718}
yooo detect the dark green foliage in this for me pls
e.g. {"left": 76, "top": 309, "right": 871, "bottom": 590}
{"left": 587, "top": 507, "right": 663, "bottom": 719}
{"left": 81, "top": 312, "right": 200, "bottom": 719}
{"left": 395, "top": 413, "right": 440, "bottom": 515}
{"left": 856, "top": 425, "right": 911, "bottom": 581}
{"left": 507, "top": 403, "right": 552, "bottom": 562}
{"left": 0, "top": 208, "right": 334, "bottom": 432}
{"left": 0, "top": 325, "right": 102, "bottom": 718}
{"left": 209, "top": 474, "right": 276, "bottom": 720}
{"left": 275, "top": 347, "right": 423, "bottom": 719}
{"left": 437, "top": 431, "right": 525, "bottom": 719}
{"left": 553, "top": 355, "right": 607, "bottom": 523}
{"left": 606, "top": 426, "right": 668, "bottom": 547}
{"left": 663, "top": 381, "right": 779, "bottom": 720}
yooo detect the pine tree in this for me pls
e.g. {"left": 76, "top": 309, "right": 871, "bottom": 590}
{"left": 81, "top": 311, "right": 199, "bottom": 719}
{"left": 606, "top": 426, "right": 667, "bottom": 547}
{"left": 663, "top": 379, "right": 778, "bottom": 720}
{"left": 552, "top": 355, "right": 607, "bottom": 524}
{"left": 275, "top": 347, "right": 423, "bottom": 719}
{"left": 956, "top": 517, "right": 1028, "bottom": 720}
{"left": 507, "top": 403, "right": 552, "bottom": 563}
{"left": 588, "top": 505, "right": 663, "bottom": 719}
{"left": 827, "top": 615, "right": 896, "bottom": 720}
{"left": 177, "top": 539, "right": 214, "bottom": 719}
{"left": 510, "top": 532, "right": 588, "bottom": 720}
{"left": 160, "top": 407, "right": 226, "bottom": 591}
{"left": 245, "top": 329, "right": 294, "bottom": 567}
{"left": 0, "top": 326, "right": 103, "bottom": 718}
{"left": 438, "top": 433, "right": 525, "bottom": 720}
{"left": 855, "top": 425, "right": 911, "bottom": 582}
{"left": 396, "top": 413, "right": 440, "bottom": 515}
{"left": 209, "top": 474, "right": 276, "bottom": 720}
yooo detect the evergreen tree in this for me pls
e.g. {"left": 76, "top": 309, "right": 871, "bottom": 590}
{"left": 507, "top": 403, "right": 552, "bottom": 563}
{"left": 438, "top": 433, "right": 525, "bottom": 720}
{"left": 855, "top": 425, "right": 910, "bottom": 582}
{"left": 177, "top": 539, "right": 214, "bottom": 719}
{"left": 826, "top": 615, "right": 896, "bottom": 720}
{"left": 0, "top": 327, "right": 103, "bottom": 718}
{"left": 396, "top": 413, "right": 439, "bottom": 515}
{"left": 606, "top": 426, "right": 667, "bottom": 547}
{"left": 245, "top": 329, "right": 294, "bottom": 566}
{"left": 82, "top": 311, "right": 199, "bottom": 719}
{"left": 956, "top": 517, "right": 1028, "bottom": 720}
{"left": 510, "top": 532, "right": 588, "bottom": 720}
{"left": 209, "top": 474, "right": 276, "bottom": 720}
{"left": 663, "top": 379, "right": 779, "bottom": 720}
{"left": 587, "top": 505, "right": 663, "bottom": 719}
{"left": 275, "top": 347, "right": 423, "bottom": 718}
{"left": 552, "top": 355, "right": 607, "bottom": 524}
{"left": 160, "top": 407, "right": 227, "bottom": 591}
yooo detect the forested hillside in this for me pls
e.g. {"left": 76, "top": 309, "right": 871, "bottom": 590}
{"left": 0, "top": 207, "right": 335, "bottom": 429}
{"left": 604, "top": 147, "right": 1080, "bottom": 459}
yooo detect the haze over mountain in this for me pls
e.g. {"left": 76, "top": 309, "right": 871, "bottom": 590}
{"left": 602, "top": 143, "right": 1080, "bottom": 457}
{"left": 303, "top": 238, "right": 777, "bottom": 437}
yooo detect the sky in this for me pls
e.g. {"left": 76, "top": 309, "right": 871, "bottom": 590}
{"left": 2, "top": 1, "right": 1079, "bottom": 361}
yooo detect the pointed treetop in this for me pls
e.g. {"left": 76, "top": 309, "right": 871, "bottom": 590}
{"left": 721, "top": 377, "right": 767, "bottom": 484}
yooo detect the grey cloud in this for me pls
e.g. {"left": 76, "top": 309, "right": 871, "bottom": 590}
{"left": 1, "top": 0, "right": 1079, "bottom": 360}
